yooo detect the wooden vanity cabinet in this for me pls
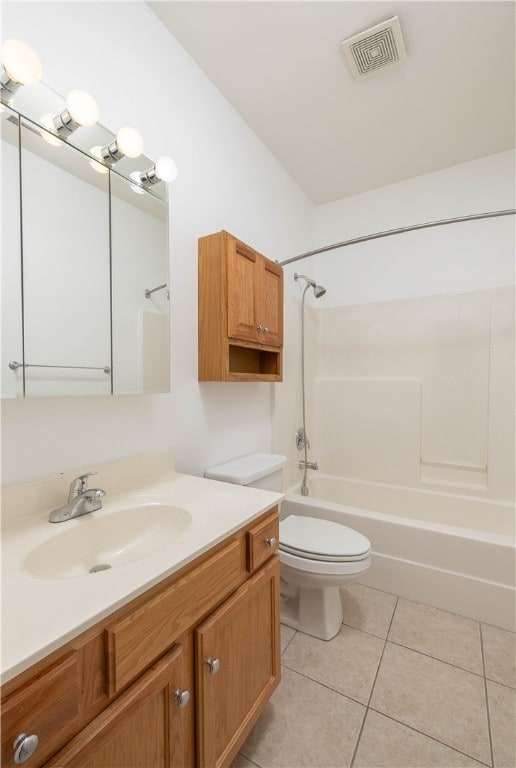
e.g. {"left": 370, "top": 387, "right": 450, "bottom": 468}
{"left": 45, "top": 642, "right": 194, "bottom": 768}
{"left": 198, "top": 230, "right": 283, "bottom": 381}
{"left": 0, "top": 508, "right": 280, "bottom": 768}
{"left": 196, "top": 557, "right": 280, "bottom": 768}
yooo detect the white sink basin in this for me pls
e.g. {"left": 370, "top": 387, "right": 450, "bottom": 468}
{"left": 24, "top": 503, "right": 196, "bottom": 578}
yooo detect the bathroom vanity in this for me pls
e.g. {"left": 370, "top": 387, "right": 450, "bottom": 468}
{"left": 0, "top": 453, "right": 282, "bottom": 768}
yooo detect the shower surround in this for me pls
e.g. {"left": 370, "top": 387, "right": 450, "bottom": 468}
{"left": 274, "top": 285, "right": 514, "bottom": 630}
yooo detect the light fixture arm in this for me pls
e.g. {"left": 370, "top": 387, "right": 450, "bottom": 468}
{"left": 0, "top": 69, "right": 20, "bottom": 102}
{"left": 53, "top": 108, "right": 80, "bottom": 136}
{"left": 100, "top": 139, "right": 124, "bottom": 165}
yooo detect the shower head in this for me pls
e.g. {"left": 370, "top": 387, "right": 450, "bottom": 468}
{"left": 294, "top": 273, "right": 326, "bottom": 298}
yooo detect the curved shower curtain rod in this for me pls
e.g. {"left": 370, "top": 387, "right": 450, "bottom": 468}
{"left": 278, "top": 208, "right": 516, "bottom": 266}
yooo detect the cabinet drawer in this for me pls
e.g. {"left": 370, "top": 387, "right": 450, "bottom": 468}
{"left": 106, "top": 538, "right": 245, "bottom": 695}
{"left": 1, "top": 653, "right": 80, "bottom": 768}
{"left": 246, "top": 509, "right": 279, "bottom": 572}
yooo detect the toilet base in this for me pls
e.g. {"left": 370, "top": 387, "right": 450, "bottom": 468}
{"left": 280, "top": 586, "right": 343, "bottom": 641}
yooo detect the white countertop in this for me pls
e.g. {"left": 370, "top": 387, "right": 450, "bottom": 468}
{"left": 1, "top": 453, "right": 282, "bottom": 684}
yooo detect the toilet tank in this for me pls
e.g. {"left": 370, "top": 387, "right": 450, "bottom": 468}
{"left": 205, "top": 453, "right": 287, "bottom": 492}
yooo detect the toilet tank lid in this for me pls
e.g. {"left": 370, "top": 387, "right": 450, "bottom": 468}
{"left": 205, "top": 453, "right": 287, "bottom": 485}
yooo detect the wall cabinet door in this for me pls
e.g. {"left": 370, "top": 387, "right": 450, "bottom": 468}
{"left": 258, "top": 258, "right": 283, "bottom": 347}
{"left": 227, "top": 239, "right": 259, "bottom": 343}
{"left": 45, "top": 643, "right": 194, "bottom": 768}
{"left": 195, "top": 557, "right": 281, "bottom": 768}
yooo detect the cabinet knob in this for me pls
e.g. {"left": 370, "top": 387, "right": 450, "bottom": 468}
{"left": 266, "top": 537, "right": 277, "bottom": 548}
{"left": 257, "top": 324, "right": 264, "bottom": 331}
{"left": 264, "top": 327, "right": 270, "bottom": 333}
{"left": 13, "top": 733, "right": 39, "bottom": 765}
{"left": 206, "top": 657, "right": 220, "bottom": 675}
{"left": 174, "top": 689, "right": 191, "bottom": 709}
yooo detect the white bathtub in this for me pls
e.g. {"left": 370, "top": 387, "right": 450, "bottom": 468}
{"left": 283, "top": 475, "right": 515, "bottom": 631}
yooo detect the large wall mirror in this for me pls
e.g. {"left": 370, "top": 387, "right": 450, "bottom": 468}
{"left": 1, "top": 88, "right": 170, "bottom": 398}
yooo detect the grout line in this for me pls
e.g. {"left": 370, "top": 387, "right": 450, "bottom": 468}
{"left": 366, "top": 707, "right": 493, "bottom": 768}
{"left": 485, "top": 676, "right": 516, "bottom": 691}
{"left": 237, "top": 754, "right": 262, "bottom": 768}
{"left": 341, "top": 620, "right": 389, "bottom": 642}
{"left": 280, "top": 625, "right": 297, "bottom": 655}
{"left": 350, "top": 596, "right": 399, "bottom": 767}
{"left": 480, "top": 624, "right": 495, "bottom": 768}
{"left": 279, "top": 662, "right": 368, "bottom": 709}
{"left": 385, "top": 638, "right": 486, "bottom": 679}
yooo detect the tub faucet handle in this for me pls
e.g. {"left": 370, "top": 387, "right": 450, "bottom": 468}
{"left": 296, "top": 427, "right": 309, "bottom": 450}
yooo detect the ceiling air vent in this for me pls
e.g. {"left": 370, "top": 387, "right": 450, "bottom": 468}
{"left": 340, "top": 16, "right": 407, "bottom": 80}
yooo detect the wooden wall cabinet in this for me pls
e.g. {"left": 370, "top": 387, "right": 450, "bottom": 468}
{"left": 198, "top": 231, "right": 283, "bottom": 381}
{"left": 0, "top": 509, "right": 280, "bottom": 768}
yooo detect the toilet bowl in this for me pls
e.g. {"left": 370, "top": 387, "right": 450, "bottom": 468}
{"left": 204, "top": 453, "right": 372, "bottom": 641}
{"left": 279, "top": 514, "right": 371, "bottom": 640}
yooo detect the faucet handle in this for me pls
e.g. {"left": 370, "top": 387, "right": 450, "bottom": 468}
{"left": 68, "top": 472, "right": 97, "bottom": 501}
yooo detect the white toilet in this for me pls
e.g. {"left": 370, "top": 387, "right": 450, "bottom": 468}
{"left": 205, "top": 453, "right": 372, "bottom": 641}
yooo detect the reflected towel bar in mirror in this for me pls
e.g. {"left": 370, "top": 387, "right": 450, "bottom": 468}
{"left": 144, "top": 283, "right": 169, "bottom": 299}
{"left": 9, "top": 361, "right": 111, "bottom": 374}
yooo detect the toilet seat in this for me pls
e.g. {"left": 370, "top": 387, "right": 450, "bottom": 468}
{"left": 280, "top": 515, "right": 371, "bottom": 562}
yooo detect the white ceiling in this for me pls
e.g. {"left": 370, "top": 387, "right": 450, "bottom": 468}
{"left": 148, "top": 1, "right": 515, "bottom": 205}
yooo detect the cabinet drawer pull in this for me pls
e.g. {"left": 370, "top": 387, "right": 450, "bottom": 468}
{"left": 13, "top": 733, "right": 39, "bottom": 765}
{"left": 266, "top": 537, "right": 277, "bottom": 548}
{"left": 174, "top": 689, "right": 191, "bottom": 709}
{"left": 206, "top": 658, "right": 220, "bottom": 675}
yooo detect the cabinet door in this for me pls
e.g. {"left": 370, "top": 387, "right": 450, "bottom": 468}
{"left": 258, "top": 257, "right": 283, "bottom": 347}
{"left": 45, "top": 643, "right": 194, "bottom": 768}
{"left": 227, "top": 239, "right": 259, "bottom": 343}
{"left": 195, "top": 557, "right": 280, "bottom": 768}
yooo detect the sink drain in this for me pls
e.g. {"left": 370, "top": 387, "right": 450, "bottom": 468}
{"left": 89, "top": 564, "right": 112, "bottom": 574}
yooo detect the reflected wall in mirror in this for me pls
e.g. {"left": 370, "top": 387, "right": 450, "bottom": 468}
{"left": 20, "top": 118, "right": 111, "bottom": 396}
{"left": 110, "top": 174, "right": 169, "bottom": 394}
{"left": 1, "top": 108, "right": 23, "bottom": 398}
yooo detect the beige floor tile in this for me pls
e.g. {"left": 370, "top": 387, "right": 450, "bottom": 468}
{"left": 340, "top": 583, "right": 397, "bottom": 638}
{"left": 482, "top": 623, "right": 516, "bottom": 688}
{"left": 389, "top": 598, "right": 483, "bottom": 674}
{"left": 280, "top": 624, "right": 296, "bottom": 653}
{"left": 281, "top": 624, "right": 384, "bottom": 704}
{"left": 487, "top": 680, "right": 516, "bottom": 767}
{"left": 240, "top": 666, "right": 365, "bottom": 767}
{"left": 354, "top": 710, "right": 486, "bottom": 767}
{"left": 370, "top": 642, "right": 491, "bottom": 764}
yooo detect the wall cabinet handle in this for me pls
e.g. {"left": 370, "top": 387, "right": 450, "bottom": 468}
{"left": 206, "top": 657, "right": 220, "bottom": 675}
{"left": 174, "top": 689, "right": 191, "bottom": 709}
{"left": 13, "top": 733, "right": 39, "bottom": 765}
{"left": 266, "top": 537, "right": 277, "bottom": 548}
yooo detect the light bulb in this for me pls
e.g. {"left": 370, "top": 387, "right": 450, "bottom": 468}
{"left": 1, "top": 39, "right": 42, "bottom": 85}
{"left": 155, "top": 156, "right": 178, "bottom": 183}
{"left": 129, "top": 171, "right": 145, "bottom": 194}
{"left": 66, "top": 89, "right": 99, "bottom": 127}
{"left": 89, "top": 146, "right": 109, "bottom": 174}
{"left": 116, "top": 127, "right": 143, "bottom": 159}
{"left": 40, "top": 113, "right": 61, "bottom": 147}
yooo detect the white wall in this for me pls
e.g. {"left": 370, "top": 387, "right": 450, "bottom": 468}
{"left": 1, "top": 1, "right": 313, "bottom": 485}
{"left": 311, "top": 150, "right": 515, "bottom": 306}
{"left": 274, "top": 151, "right": 515, "bottom": 500}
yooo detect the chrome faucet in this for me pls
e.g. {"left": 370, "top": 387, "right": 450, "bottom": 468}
{"left": 298, "top": 459, "right": 319, "bottom": 471}
{"left": 49, "top": 472, "right": 106, "bottom": 523}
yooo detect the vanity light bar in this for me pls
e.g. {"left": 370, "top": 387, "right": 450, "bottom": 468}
{"left": 0, "top": 38, "right": 178, "bottom": 185}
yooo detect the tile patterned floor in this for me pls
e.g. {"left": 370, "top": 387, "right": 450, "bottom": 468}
{"left": 233, "top": 584, "right": 516, "bottom": 768}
